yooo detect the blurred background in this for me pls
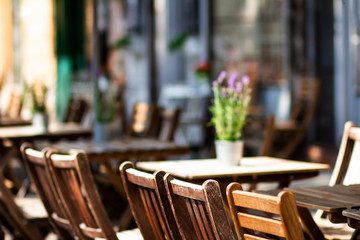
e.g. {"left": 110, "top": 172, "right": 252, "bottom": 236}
{"left": 0, "top": 0, "right": 359, "bottom": 163}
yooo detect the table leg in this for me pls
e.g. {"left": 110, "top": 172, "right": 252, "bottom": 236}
{"left": 297, "top": 206, "right": 325, "bottom": 240}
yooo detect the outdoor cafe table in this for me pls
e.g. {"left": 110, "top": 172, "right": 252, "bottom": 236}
{"left": 0, "top": 122, "right": 92, "bottom": 190}
{"left": 51, "top": 138, "right": 189, "bottom": 196}
{"left": 276, "top": 184, "right": 360, "bottom": 240}
{"left": 0, "top": 116, "right": 31, "bottom": 127}
{"left": 51, "top": 138, "right": 189, "bottom": 229}
{"left": 136, "top": 157, "right": 329, "bottom": 190}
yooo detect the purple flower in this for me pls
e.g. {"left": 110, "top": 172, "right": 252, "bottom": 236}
{"left": 228, "top": 73, "right": 238, "bottom": 89}
{"left": 212, "top": 80, "right": 218, "bottom": 87}
{"left": 236, "top": 82, "right": 242, "bottom": 92}
{"left": 217, "top": 71, "right": 227, "bottom": 82}
{"left": 242, "top": 75, "right": 250, "bottom": 85}
{"left": 223, "top": 93, "right": 228, "bottom": 97}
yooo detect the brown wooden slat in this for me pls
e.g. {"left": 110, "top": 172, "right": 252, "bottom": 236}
{"left": 232, "top": 190, "right": 280, "bottom": 214}
{"left": 243, "top": 234, "right": 269, "bottom": 240}
{"left": 126, "top": 169, "right": 156, "bottom": 189}
{"left": 184, "top": 198, "right": 202, "bottom": 239}
{"left": 287, "top": 186, "right": 360, "bottom": 205}
{"left": 171, "top": 179, "right": 205, "bottom": 201}
{"left": 198, "top": 201, "right": 215, "bottom": 240}
{"left": 79, "top": 223, "right": 105, "bottom": 238}
{"left": 191, "top": 199, "right": 209, "bottom": 240}
{"left": 290, "top": 192, "right": 352, "bottom": 211}
{"left": 237, "top": 213, "right": 286, "bottom": 237}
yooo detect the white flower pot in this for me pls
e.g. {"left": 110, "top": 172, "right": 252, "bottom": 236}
{"left": 215, "top": 140, "right": 244, "bottom": 166}
{"left": 94, "top": 122, "right": 112, "bottom": 143}
{"left": 32, "top": 112, "right": 49, "bottom": 132}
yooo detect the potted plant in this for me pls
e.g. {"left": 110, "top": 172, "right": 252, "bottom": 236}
{"left": 94, "top": 72, "right": 115, "bottom": 142}
{"left": 210, "top": 71, "right": 252, "bottom": 165}
{"left": 29, "top": 80, "right": 49, "bottom": 131}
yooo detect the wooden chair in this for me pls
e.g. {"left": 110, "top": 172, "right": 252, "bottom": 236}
{"left": 273, "top": 79, "right": 321, "bottom": 158}
{"left": 126, "top": 102, "right": 159, "bottom": 138}
{"left": 342, "top": 208, "right": 360, "bottom": 238}
{"left": 120, "top": 161, "right": 181, "bottom": 240}
{"left": 45, "top": 149, "right": 141, "bottom": 240}
{"left": 0, "top": 171, "right": 51, "bottom": 240}
{"left": 20, "top": 143, "right": 77, "bottom": 239}
{"left": 164, "top": 174, "right": 235, "bottom": 240}
{"left": 157, "top": 107, "right": 182, "bottom": 142}
{"left": 5, "top": 91, "right": 23, "bottom": 119}
{"left": 311, "top": 121, "right": 360, "bottom": 239}
{"left": 243, "top": 114, "right": 275, "bottom": 156}
{"left": 64, "top": 96, "right": 89, "bottom": 124}
{"left": 226, "top": 182, "right": 305, "bottom": 240}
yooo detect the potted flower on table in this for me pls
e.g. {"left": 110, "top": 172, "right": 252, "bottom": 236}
{"left": 29, "top": 80, "right": 49, "bottom": 131}
{"left": 210, "top": 71, "right": 252, "bottom": 165}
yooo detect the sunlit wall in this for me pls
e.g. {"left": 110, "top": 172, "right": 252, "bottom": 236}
{"left": 0, "top": 0, "right": 13, "bottom": 82}
{"left": 20, "top": 0, "right": 56, "bottom": 86}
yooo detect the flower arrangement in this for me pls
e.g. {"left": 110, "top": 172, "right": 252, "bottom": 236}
{"left": 96, "top": 73, "right": 115, "bottom": 123}
{"left": 29, "top": 80, "right": 48, "bottom": 113}
{"left": 209, "top": 71, "right": 252, "bottom": 141}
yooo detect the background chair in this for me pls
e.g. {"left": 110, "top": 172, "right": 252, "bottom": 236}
{"left": 243, "top": 114, "right": 275, "bottom": 156}
{"left": 45, "top": 149, "right": 141, "bottom": 240}
{"left": 152, "top": 107, "right": 182, "bottom": 142}
{"left": 164, "top": 174, "right": 234, "bottom": 240}
{"left": 273, "top": 79, "right": 321, "bottom": 159}
{"left": 120, "top": 161, "right": 181, "bottom": 240}
{"left": 4, "top": 90, "right": 23, "bottom": 119}
{"left": 64, "top": 96, "right": 89, "bottom": 124}
{"left": 227, "top": 182, "right": 305, "bottom": 240}
{"left": 20, "top": 143, "right": 77, "bottom": 239}
{"left": 126, "top": 102, "right": 160, "bottom": 138}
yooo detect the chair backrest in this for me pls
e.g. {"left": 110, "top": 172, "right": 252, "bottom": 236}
{"left": 329, "top": 121, "right": 360, "bottom": 186}
{"left": 290, "top": 78, "right": 321, "bottom": 130}
{"left": 120, "top": 161, "right": 181, "bottom": 240}
{"left": 20, "top": 143, "right": 76, "bottom": 239}
{"left": 157, "top": 107, "right": 182, "bottom": 142}
{"left": 164, "top": 174, "right": 234, "bottom": 240}
{"left": 126, "top": 102, "right": 159, "bottom": 137}
{"left": 0, "top": 173, "right": 44, "bottom": 240}
{"left": 5, "top": 91, "right": 23, "bottom": 118}
{"left": 64, "top": 97, "right": 89, "bottom": 124}
{"left": 226, "top": 182, "right": 305, "bottom": 240}
{"left": 243, "top": 114, "right": 275, "bottom": 156}
{"left": 45, "top": 149, "right": 118, "bottom": 240}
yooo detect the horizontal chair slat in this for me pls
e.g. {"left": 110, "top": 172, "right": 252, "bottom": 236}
{"left": 232, "top": 190, "right": 280, "bottom": 214}
{"left": 244, "top": 233, "right": 268, "bottom": 240}
{"left": 126, "top": 169, "right": 156, "bottom": 189}
{"left": 237, "top": 213, "right": 285, "bottom": 238}
{"left": 170, "top": 179, "right": 205, "bottom": 201}
{"left": 79, "top": 223, "right": 105, "bottom": 238}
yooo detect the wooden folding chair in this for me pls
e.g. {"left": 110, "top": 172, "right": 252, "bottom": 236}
{"left": 120, "top": 161, "right": 181, "bottom": 240}
{"left": 64, "top": 96, "right": 89, "bottom": 124}
{"left": 227, "top": 182, "right": 305, "bottom": 240}
{"left": 311, "top": 121, "right": 360, "bottom": 239}
{"left": 274, "top": 79, "right": 321, "bottom": 159}
{"left": 157, "top": 107, "right": 182, "bottom": 142}
{"left": 45, "top": 149, "right": 141, "bottom": 240}
{"left": 20, "top": 143, "right": 77, "bottom": 239}
{"left": 0, "top": 172, "right": 50, "bottom": 240}
{"left": 164, "top": 174, "right": 235, "bottom": 240}
{"left": 243, "top": 114, "right": 275, "bottom": 156}
{"left": 126, "top": 102, "right": 160, "bottom": 138}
